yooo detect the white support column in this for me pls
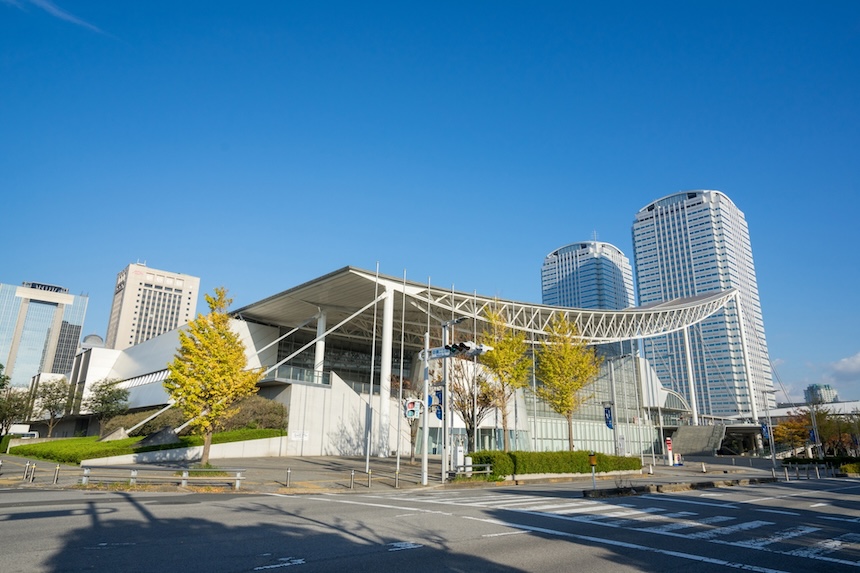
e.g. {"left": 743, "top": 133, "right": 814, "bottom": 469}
{"left": 682, "top": 326, "right": 700, "bottom": 425}
{"left": 735, "top": 294, "right": 759, "bottom": 424}
{"left": 378, "top": 287, "right": 394, "bottom": 456}
{"left": 314, "top": 311, "right": 326, "bottom": 384}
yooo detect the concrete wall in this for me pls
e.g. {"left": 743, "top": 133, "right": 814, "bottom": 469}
{"left": 283, "top": 372, "right": 410, "bottom": 457}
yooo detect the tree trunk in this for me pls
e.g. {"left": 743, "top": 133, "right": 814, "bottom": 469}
{"left": 567, "top": 413, "right": 575, "bottom": 451}
{"left": 202, "top": 430, "right": 213, "bottom": 466}
{"left": 501, "top": 403, "right": 510, "bottom": 452}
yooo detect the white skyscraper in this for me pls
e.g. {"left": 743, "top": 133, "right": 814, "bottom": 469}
{"left": 105, "top": 263, "right": 200, "bottom": 350}
{"left": 541, "top": 241, "right": 634, "bottom": 310}
{"left": 632, "top": 190, "right": 774, "bottom": 421}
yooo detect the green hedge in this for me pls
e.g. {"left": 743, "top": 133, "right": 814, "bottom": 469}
{"left": 842, "top": 463, "right": 860, "bottom": 474}
{"left": 784, "top": 455, "right": 860, "bottom": 467}
{"left": 469, "top": 450, "right": 641, "bottom": 479}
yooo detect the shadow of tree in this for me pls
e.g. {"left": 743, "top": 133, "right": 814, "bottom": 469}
{"left": 26, "top": 492, "right": 527, "bottom": 573}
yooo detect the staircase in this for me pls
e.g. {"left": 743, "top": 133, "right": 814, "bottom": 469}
{"left": 671, "top": 424, "right": 727, "bottom": 456}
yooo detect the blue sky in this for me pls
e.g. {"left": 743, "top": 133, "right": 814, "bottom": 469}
{"left": 2, "top": 1, "right": 859, "bottom": 402}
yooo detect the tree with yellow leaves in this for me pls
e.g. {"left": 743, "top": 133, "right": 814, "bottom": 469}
{"left": 165, "top": 287, "right": 262, "bottom": 465}
{"left": 535, "top": 315, "right": 601, "bottom": 451}
{"left": 479, "top": 308, "right": 530, "bottom": 452}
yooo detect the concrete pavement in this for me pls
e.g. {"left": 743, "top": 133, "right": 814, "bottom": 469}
{"left": 0, "top": 452, "right": 795, "bottom": 495}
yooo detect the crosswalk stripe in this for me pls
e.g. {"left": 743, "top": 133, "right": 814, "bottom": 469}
{"left": 733, "top": 526, "right": 820, "bottom": 549}
{"left": 688, "top": 520, "right": 773, "bottom": 540}
{"left": 785, "top": 533, "right": 860, "bottom": 558}
{"left": 637, "top": 515, "right": 734, "bottom": 533}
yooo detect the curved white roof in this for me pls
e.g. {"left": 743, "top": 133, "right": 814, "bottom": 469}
{"left": 233, "top": 266, "right": 739, "bottom": 347}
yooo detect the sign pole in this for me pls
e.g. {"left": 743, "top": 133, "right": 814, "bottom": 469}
{"left": 421, "top": 332, "right": 430, "bottom": 485}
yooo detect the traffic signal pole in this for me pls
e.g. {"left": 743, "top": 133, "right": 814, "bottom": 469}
{"left": 421, "top": 331, "right": 430, "bottom": 486}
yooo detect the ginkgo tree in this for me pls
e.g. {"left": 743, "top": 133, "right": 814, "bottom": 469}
{"left": 535, "top": 315, "right": 602, "bottom": 451}
{"left": 479, "top": 308, "right": 530, "bottom": 452}
{"left": 165, "top": 287, "right": 263, "bottom": 465}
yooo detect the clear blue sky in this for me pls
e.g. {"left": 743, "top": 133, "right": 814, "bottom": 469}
{"left": 2, "top": 1, "right": 858, "bottom": 402}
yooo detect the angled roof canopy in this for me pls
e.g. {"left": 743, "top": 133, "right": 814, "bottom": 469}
{"left": 232, "top": 266, "right": 738, "bottom": 348}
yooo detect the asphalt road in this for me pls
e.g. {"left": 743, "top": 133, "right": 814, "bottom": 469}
{"left": 1, "top": 477, "right": 859, "bottom": 572}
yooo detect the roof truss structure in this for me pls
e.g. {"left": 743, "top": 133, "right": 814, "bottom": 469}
{"left": 233, "top": 267, "right": 738, "bottom": 350}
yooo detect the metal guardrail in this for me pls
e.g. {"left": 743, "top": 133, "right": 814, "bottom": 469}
{"left": 450, "top": 463, "right": 492, "bottom": 477}
{"left": 80, "top": 465, "right": 246, "bottom": 490}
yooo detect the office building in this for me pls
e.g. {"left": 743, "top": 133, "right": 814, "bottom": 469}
{"left": 804, "top": 384, "right": 838, "bottom": 405}
{"left": 0, "top": 281, "right": 88, "bottom": 387}
{"left": 632, "top": 190, "right": 774, "bottom": 421}
{"left": 541, "top": 241, "right": 635, "bottom": 310}
{"left": 105, "top": 263, "right": 199, "bottom": 350}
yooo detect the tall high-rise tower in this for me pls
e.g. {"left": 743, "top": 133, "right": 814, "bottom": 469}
{"left": 0, "top": 281, "right": 88, "bottom": 387}
{"left": 541, "top": 241, "right": 634, "bottom": 310}
{"left": 105, "top": 263, "right": 200, "bottom": 350}
{"left": 632, "top": 190, "right": 774, "bottom": 421}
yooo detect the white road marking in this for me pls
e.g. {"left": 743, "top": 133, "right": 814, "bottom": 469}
{"left": 688, "top": 520, "right": 773, "bottom": 540}
{"left": 784, "top": 533, "right": 860, "bottom": 561}
{"left": 253, "top": 557, "right": 306, "bottom": 570}
{"left": 462, "top": 515, "right": 791, "bottom": 573}
{"left": 733, "top": 526, "right": 820, "bottom": 549}
{"left": 755, "top": 509, "right": 799, "bottom": 516}
{"left": 482, "top": 530, "right": 530, "bottom": 538}
{"left": 387, "top": 542, "right": 423, "bottom": 551}
{"left": 636, "top": 515, "right": 734, "bottom": 533}
{"left": 640, "top": 494, "right": 737, "bottom": 508}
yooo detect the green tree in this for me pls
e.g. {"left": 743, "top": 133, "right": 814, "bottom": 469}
{"left": 0, "top": 388, "right": 29, "bottom": 436}
{"left": 773, "top": 409, "right": 814, "bottom": 454}
{"left": 165, "top": 287, "right": 263, "bottom": 465}
{"left": 478, "top": 308, "right": 530, "bottom": 451}
{"left": 447, "top": 358, "right": 495, "bottom": 453}
{"left": 0, "top": 363, "right": 10, "bottom": 393}
{"left": 37, "top": 376, "right": 71, "bottom": 437}
{"left": 84, "top": 378, "right": 130, "bottom": 436}
{"left": 535, "top": 315, "right": 602, "bottom": 451}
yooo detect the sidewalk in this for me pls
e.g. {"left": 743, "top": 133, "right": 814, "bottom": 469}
{"left": 0, "top": 452, "right": 787, "bottom": 496}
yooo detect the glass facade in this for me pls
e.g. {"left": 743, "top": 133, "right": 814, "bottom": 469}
{"left": 632, "top": 190, "right": 774, "bottom": 420}
{"left": 541, "top": 241, "right": 635, "bottom": 310}
{"left": 0, "top": 282, "right": 88, "bottom": 388}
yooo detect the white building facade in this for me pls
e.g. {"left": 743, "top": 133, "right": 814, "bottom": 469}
{"left": 541, "top": 241, "right": 635, "bottom": 310}
{"left": 105, "top": 263, "right": 200, "bottom": 350}
{"left": 632, "top": 190, "right": 774, "bottom": 422}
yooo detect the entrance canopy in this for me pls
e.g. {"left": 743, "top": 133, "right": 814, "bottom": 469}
{"left": 233, "top": 266, "right": 737, "bottom": 347}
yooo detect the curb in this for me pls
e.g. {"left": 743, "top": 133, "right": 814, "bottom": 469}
{"left": 582, "top": 476, "right": 779, "bottom": 498}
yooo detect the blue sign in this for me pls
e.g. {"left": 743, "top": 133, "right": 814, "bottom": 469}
{"left": 761, "top": 423, "right": 769, "bottom": 440}
{"left": 604, "top": 406, "right": 613, "bottom": 429}
{"left": 436, "top": 407, "right": 443, "bottom": 420}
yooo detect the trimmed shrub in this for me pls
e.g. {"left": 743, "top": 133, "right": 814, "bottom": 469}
{"left": 104, "top": 408, "right": 187, "bottom": 437}
{"left": 101, "top": 396, "right": 288, "bottom": 437}
{"left": 470, "top": 450, "right": 515, "bottom": 479}
{"left": 219, "top": 396, "right": 288, "bottom": 432}
{"left": 469, "top": 450, "right": 641, "bottom": 479}
{"left": 841, "top": 462, "right": 860, "bottom": 474}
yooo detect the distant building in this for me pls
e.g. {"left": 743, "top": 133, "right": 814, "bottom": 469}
{"left": 105, "top": 263, "right": 200, "bottom": 350}
{"left": 804, "top": 384, "right": 839, "bottom": 404}
{"left": 0, "top": 281, "right": 88, "bottom": 387}
{"left": 541, "top": 241, "right": 635, "bottom": 310}
{"left": 632, "top": 190, "right": 774, "bottom": 422}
